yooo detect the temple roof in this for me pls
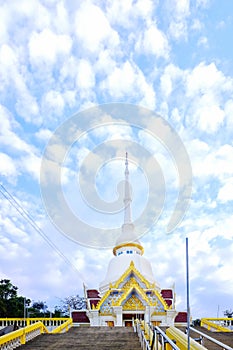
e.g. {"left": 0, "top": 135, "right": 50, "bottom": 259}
{"left": 96, "top": 262, "right": 167, "bottom": 313}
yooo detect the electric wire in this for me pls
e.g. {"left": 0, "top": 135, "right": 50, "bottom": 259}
{"left": 0, "top": 183, "right": 86, "bottom": 283}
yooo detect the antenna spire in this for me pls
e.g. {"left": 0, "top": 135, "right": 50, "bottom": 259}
{"left": 124, "top": 152, "right": 132, "bottom": 224}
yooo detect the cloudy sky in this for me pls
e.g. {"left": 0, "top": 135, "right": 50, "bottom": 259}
{"left": 0, "top": 0, "right": 233, "bottom": 319}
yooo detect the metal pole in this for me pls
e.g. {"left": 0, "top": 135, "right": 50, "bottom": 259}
{"left": 186, "top": 237, "right": 190, "bottom": 350}
{"left": 217, "top": 305, "right": 220, "bottom": 318}
{"left": 24, "top": 298, "right": 26, "bottom": 326}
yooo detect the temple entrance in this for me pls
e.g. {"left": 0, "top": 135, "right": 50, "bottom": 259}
{"left": 123, "top": 313, "right": 144, "bottom": 327}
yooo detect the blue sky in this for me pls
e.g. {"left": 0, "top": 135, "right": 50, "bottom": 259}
{"left": 0, "top": 0, "right": 233, "bottom": 319}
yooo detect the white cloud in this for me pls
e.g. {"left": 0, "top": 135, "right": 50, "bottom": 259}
{"left": 100, "top": 60, "right": 156, "bottom": 108}
{"left": 106, "top": 0, "right": 154, "bottom": 28}
{"left": 191, "top": 19, "right": 203, "bottom": 31}
{"left": 186, "top": 62, "right": 232, "bottom": 98}
{"left": 42, "top": 90, "right": 65, "bottom": 117}
{"left": 197, "top": 36, "right": 208, "bottom": 47}
{"left": 185, "top": 62, "right": 233, "bottom": 133}
{"left": 10, "top": 0, "right": 51, "bottom": 31}
{"left": 217, "top": 180, "right": 233, "bottom": 203}
{"left": 0, "top": 44, "right": 40, "bottom": 123}
{"left": 35, "top": 128, "right": 53, "bottom": 142}
{"left": 169, "top": 20, "right": 188, "bottom": 41}
{"left": 0, "top": 153, "right": 17, "bottom": 177}
{"left": 15, "top": 89, "right": 39, "bottom": 124}
{"left": 0, "top": 44, "right": 18, "bottom": 89}
{"left": 20, "top": 153, "right": 41, "bottom": 181}
{"left": 136, "top": 23, "right": 170, "bottom": 59}
{"left": 196, "top": 0, "right": 210, "bottom": 8}
{"left": 174, "top": 0, "right": 190, "bottom": 17}
{"left": 0, "top": 105, "right": 34, "bottom": 154}
{"left": 100, "top": 61, "right": 131, "bottom": 97}
{"left": 0, "top": 4, "right": 9, "bottom": 44}
{"left": 187, "top": 141, "right": 233, "bottom": 179}
{"left": 95, "top": 50, "right": 116, "bottom": 76}
{"left": 225, "top": 99, "right": 233, "bottom": 128}
{"left": 28, "top": 28, "right": 72, "bottom": 65}
{"left": 160, "top": 64, "right": 184, "bottom": 98}
{"left": 167, "top": 0, "right": 190, "bottom": 40}
{"left": 75, "top": 2, "right": 119, "bottom": 53}
{"left": 195, "top": 99, "right": 225, "bottom": 133}
{"left": 76, "top": 59, "right": 95, "bottom": 90}
{"left": 54, "top": 2, "right": 70, "bottom": 34}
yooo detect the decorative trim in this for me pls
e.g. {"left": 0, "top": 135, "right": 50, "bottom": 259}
{"left": 114, "top": 261, "right": 150, "bottom": 289}
{"left": 113, "top": 243, "right": 144, "bottom": 256}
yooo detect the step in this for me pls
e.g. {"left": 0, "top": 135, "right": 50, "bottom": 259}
{"left": 21, "top": 326, "right": 142, "bottom": 350}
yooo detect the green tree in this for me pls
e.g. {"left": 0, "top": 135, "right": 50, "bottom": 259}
{"left": 0, "top": 279, "right": 18, "bottom": 300}
{"left": 0, "top": 279, "right": 30, "bottom": 317}
{"left": 30, "top": 301, "right": 48, "bottom": 317}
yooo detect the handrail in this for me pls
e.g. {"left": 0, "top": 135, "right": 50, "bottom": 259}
{"left": 190, "top": 326, "right": 233, "bottom": 350}
{"left": 134, "top": 320, "right": 179, "bottom": 350}
{"left": 0, "top": 318, "right": 73, "bottom": 350}
{"left": 155, "top": 326, "right": 180, "bottom": 350}
{"left": 0, "top": 321, "right": 48, "bottom": 349}
{"left": 134, "top": 320, "right": 150, "bottom": 350}
{"left": 50, "top": 318, "right": 73, "bottom": 334}
{"left": 166, "top": 327, "right": 206, "bottom": 350}
{"left": 201, "top": 318, "right": 233, "bottom": 332}
{"left": 0, "top": 317, "right": 71, "bottom": 328}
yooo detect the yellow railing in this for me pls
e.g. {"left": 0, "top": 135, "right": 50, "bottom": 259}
{"left": 141, "top": 320, "right": 154, "bottom": 346}
{"left": 0, "top": 317, "right": 71, "bottom": 328}
{"left": 0, "top": 318, "right": 73, "bottom": 349}
{"left": 0, "top": 321, "right": 48, "bottom": 348}
{"left": 166, "top": 327, "right": 207, "bottom": 350}
{"left": 201, "top": 318, "right": 233, "bottom": 332}
{"left": 50, "top": 318, "right": 73, "bottom": 334}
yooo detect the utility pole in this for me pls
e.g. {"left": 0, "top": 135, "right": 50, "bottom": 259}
{"left": 186, "top": 237, "right": 190, "bottom": 350}
{"left": 24, "top": 298, "right": 26, "bottom": 326}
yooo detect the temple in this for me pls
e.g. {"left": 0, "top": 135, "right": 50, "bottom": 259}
{"left": 72, "top": 153, "right": 187, "bottom": 327}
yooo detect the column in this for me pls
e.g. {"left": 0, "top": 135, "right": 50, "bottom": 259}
{"left": 112, "top": 306, "right": 122, "bottom": 326}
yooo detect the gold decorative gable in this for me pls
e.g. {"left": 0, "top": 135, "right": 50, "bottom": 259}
{"left": 95, "top": 261, "right": 169, "bottom": 312}
{"left": 123, "top": 295, "right": 145, "bottom": 310}
{"left": 114, "top": 261, "right": 151, "bottom": 289}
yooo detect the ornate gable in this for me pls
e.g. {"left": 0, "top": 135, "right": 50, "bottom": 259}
{"left": 94, "top": 261, "right": 170, "bottom": 314}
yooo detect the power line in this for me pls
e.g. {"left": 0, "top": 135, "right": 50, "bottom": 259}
{"left": 0, "top": 183, "right": 86, "bottom": 283}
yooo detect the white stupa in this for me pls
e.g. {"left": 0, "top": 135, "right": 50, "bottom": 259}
{"left": 99, "top": 152, "right": 157, "bottom": 294}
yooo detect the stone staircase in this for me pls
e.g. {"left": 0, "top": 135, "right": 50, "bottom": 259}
{"left": 21, "top": 326, "right": 142, "bottom": 350}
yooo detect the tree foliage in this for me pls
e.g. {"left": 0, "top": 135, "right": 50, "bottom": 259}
{"left": 224, "top": 309, "right": 233, "bottom": 318}
{"left": 0, "top": 279, "right": 30, "bottom": 317}
{"left": 60, "top": 295, "right": 86, "bottom": 315}
{"left": 0, "top": 279, "right": 86, "bottom": 318}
